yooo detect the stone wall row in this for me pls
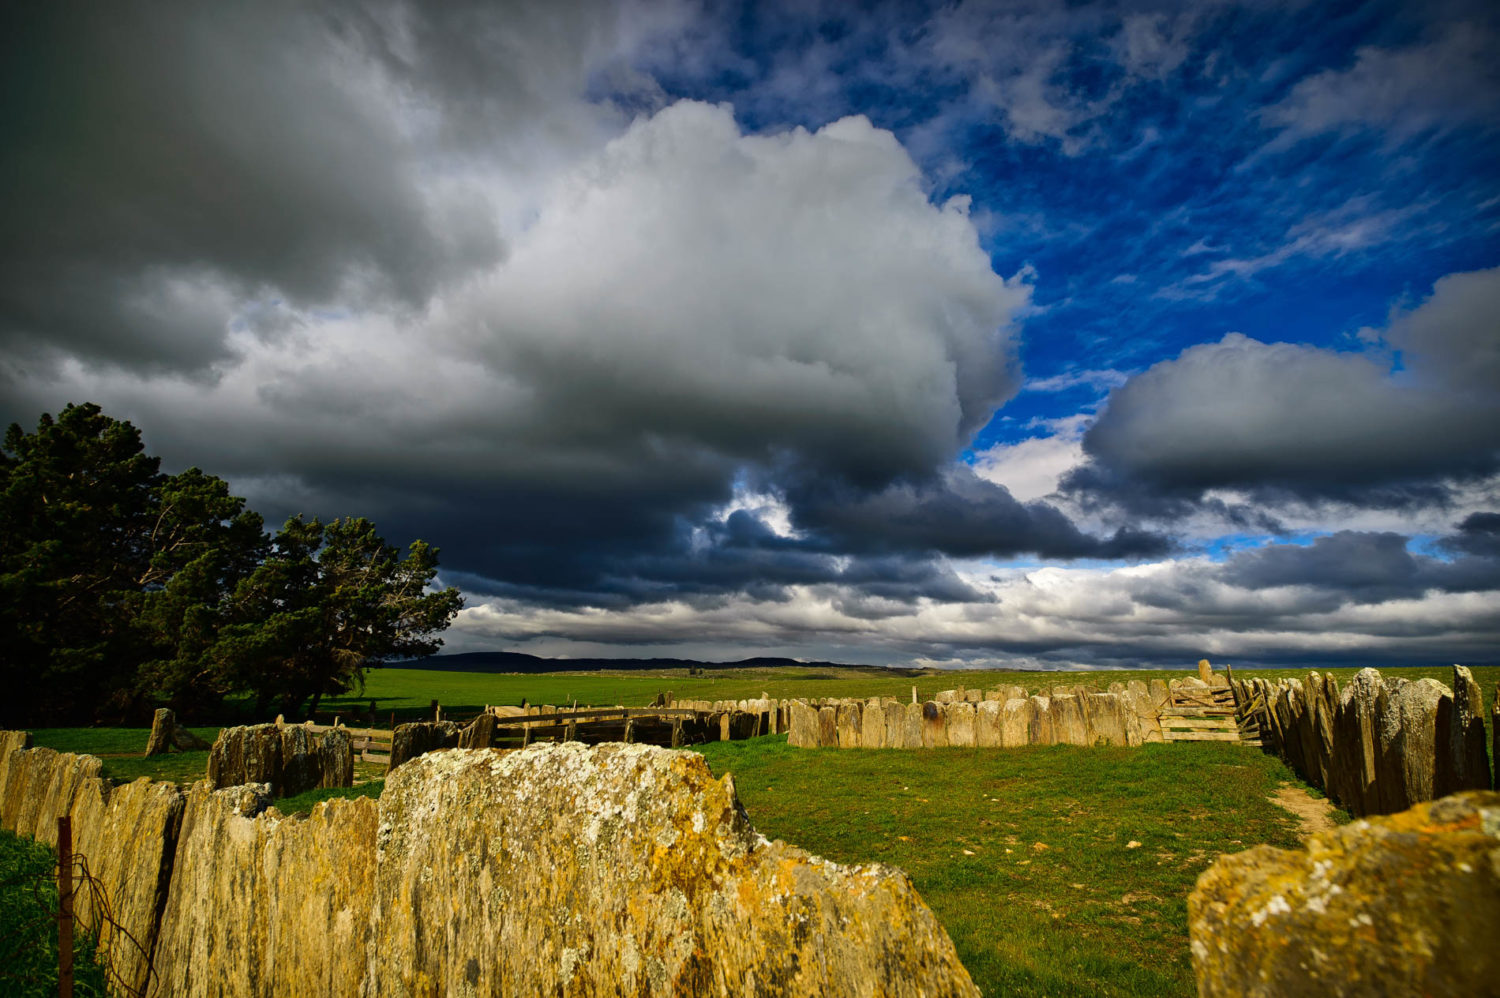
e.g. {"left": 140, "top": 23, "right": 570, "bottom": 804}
{"left": 1236, "top": 665, "right": 1495, "bottom": 817}
{"left": 786, "top": 691, "right": 1155, "bottom": 749}
{"left": 0, "top": 734, "right": 979, "bottom": 998}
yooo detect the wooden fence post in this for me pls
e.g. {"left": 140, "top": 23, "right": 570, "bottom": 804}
{"left": 57, "top": 815, "right": 74, "bottom": 998}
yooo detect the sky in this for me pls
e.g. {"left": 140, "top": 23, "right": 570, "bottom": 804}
{"left": 2, "top": 0, "right": 1498, "bottom": 670}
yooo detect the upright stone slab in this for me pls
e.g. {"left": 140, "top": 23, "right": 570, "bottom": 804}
{"left": 152, "top": 782, "right": 376, "bottom": 998}
{"left": 145, "top": 708, "right": 176, "bottom": 757}
{"left": 787, "top": 702, "right": 815, "bottom": 747}
{"left": 5, "top": 746, "right": 57, "bottom": 834}
{"left": 1375, "top": 678, "right": 1448, "bottom": 814}
{"left": 29, "top": 751, "right": 103, "bottom": 845}
{"left": 70, "top": 776, "right": 186, "bottom": 996}
{"left": 861, "top": 698, "right": 886, "bottom": 749}
{"left": 1027, "top": 696, "right": 1054, "bottom": 746}
{"left": 884, "top": 700, "right": 908, "bottom": 749}
{"left": 386, "top": 720, "right": 462, "bottom": 773}
{"left": 945, "top": 702, "right": 976, "bottom": 747}
{"left": 818, "top": 706, "right": 838, "bottom": 748}
{"left": 921, "top": 702, "right": 947, "bottom": 748}
{"left": 1000, "top": 698, "right": 1033, "bottom": 748}
{"left": 1189, "top": 791, "right": 1500, "bottom": 997}
{"left": 280, "top": 725, "right": 321, "bottom": 797}
{"left": 1334, "top": 670, "right": 1383, "bottom": 815}
{"left": 367, "top": 745, "right": 980, "bottom": 997}
{"left": 208, "top": 724, "right": 284, "bottom": 792}
{"left": 1050, "top": 695, "right": 1089, "bottom": 746}
{"left": 1198, "top": 658, "right": 1213, "bottom": 684}
{"left": 1440, "top": 665, "right": 1492, "bottom": 795}
{"left": 1080, "top": 693, "right": 1140, "bottom": 747}
{"left": 459, "top": 713, "right": 498, "bottom": 749}
{"left": 318, "top": 728, "right": 354, "bottom": 788}
{"left": 975, "top": 700, "right": 1002, "bottom": 748}
{"left": 836, "top": 703, "right": 862, "bottom": 749}
{"left": 902, "top": 702, "right": 923, "bottom": 749}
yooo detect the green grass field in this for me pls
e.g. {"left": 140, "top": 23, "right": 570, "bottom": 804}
{"left": 693, "top": 737, "right": 1319, "bottom": 997}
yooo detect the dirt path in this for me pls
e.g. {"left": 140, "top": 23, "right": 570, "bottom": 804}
{"left": 1268, "top": 783, "right": 1338, "bottom": 838}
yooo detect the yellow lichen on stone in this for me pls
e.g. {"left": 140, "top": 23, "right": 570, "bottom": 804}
{"left": 1189, "top": 791, "right": 1500, "bottom": 997}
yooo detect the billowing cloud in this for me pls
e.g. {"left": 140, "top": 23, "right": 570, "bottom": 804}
{"left": 6, "top": 94, "right": 1056, "bottom": 599}
{"left": 1067, "top": 266, "right": 1500, "bottom": 508}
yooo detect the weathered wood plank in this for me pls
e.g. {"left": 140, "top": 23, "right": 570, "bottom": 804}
{"left": 1159, "top": 717, "right": 1240, "bottom": 730}
{"left": 1163, "top": 730, "right": 1244, "bottom": 742}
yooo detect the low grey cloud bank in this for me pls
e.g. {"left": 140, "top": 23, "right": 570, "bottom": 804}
{"left": 1066, "top": 265, "right": 1500, "bottom": 511}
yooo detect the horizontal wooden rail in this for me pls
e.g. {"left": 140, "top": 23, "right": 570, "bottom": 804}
{"left": 487, "top": 707, "right": 703, "bottom": 726}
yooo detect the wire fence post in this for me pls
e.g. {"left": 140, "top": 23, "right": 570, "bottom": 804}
{"left": 56, "top": 815, "right": 74, "bottom": 998}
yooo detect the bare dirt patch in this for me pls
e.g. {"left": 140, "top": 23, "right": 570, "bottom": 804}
{"left": 1268, "top": 783, "right": 1338, "bottom": 837}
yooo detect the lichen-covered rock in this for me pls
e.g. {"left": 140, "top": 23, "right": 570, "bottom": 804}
{"left": 1080, "top": 692, "right": 1142, "bottom": 747}
{"left": 975, "top": 700, "right": 1001, "bottom": 748}
{"left": 946, "top": 702, "right": 976, "bottom": 747}
{"left": 1374, "top": 677, "right": 1446, "bottom": 814}
{"left": 72, "top": 775, "right": 186, "bottom": 996}
{"left": 153, "top": 781, "right": 376, "bottom": 998}
{"left": 1000, "top": 697, "right": 1033, "bottom": 748}
{"left": 837, "top": 702, "right": 862, "bottom": 749}
{"left": 319, "top": 728, "right": 355, "bottom": 788}
{"left": 1333, "top": 669, "right": 1383, "bottom": 815}
{"left": 208, "top": 724, "right": 285, "bottom": 792}
{"left": 145, "top": 708, "right": 176, "bottom": 757}
{"left": 1440, "top": 665, "right": 1491, "bottom": 795}
{"left": 818, "top": 706, "right": 837, "bottom": 748}
{"left": 1050, "top": 695, "right": 1089, "bottom": 746}
{"left": 280, "top": 724, "right": 322, "bottom": 797}
{"left": 28, "top": 750, "right": 103, "bottom": 845}
{"left": 1028, "top": 696, "right": 1054, "bottom": 745}
{"left": 366, "top": 745, "right": 980, "bottom": 997}
{"left": 884, "top": 700, "right": 908, "bottom": 749}
{"left": 386, "top": 720, "right": 461, "bottom": 772}
{"left": 861, "top": 698, "right": 886, "bottom": 749}
{"left": 1189, "top": 791, "right": 1500, "bottom": 997}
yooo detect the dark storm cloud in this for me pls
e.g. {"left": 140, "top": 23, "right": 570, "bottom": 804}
{"left": 0, "top": 0, "right": 633, "bottom": 374}
{"left": 1063, "top": 267, "right": 1500, "bottom": 512}
{"left": 789, "top": 466, "right": 1173, "bottom": 561}
{"left": 1220, "top": 530, "right": 1500, "bottom": 603}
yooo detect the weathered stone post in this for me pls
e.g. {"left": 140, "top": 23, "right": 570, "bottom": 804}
{"left": 1197, "top": 658, "right": 1213, "bottom": 684}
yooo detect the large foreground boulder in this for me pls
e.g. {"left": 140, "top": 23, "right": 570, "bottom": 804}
{"left": 369, "top": 744, "right": 980, "bottom": 997}
{"left": 1189, "top": 791, "right": 1500, "bottom": 997}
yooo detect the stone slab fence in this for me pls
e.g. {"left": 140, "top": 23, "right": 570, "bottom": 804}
{"left": 1232, "top": 665, "right": 1495, "bottom": 817}
{"left": 0, "top": 732, "right": 979, "bottom": 997}
{"left": 785, "top": 682, "right": 1187, "bottom": 749}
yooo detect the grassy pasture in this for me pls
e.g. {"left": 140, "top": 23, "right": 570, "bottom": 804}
{"left": 693, "top": 737, "right": 1318, "bottom": 997}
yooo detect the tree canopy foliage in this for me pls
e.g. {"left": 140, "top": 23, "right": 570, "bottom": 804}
{"left": 0, "top": 403, "right": 462, "bottom": 724}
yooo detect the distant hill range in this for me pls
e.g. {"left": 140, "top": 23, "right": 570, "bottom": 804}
{"left": 389, "top": 650, "right": 919, "bottom": 676}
